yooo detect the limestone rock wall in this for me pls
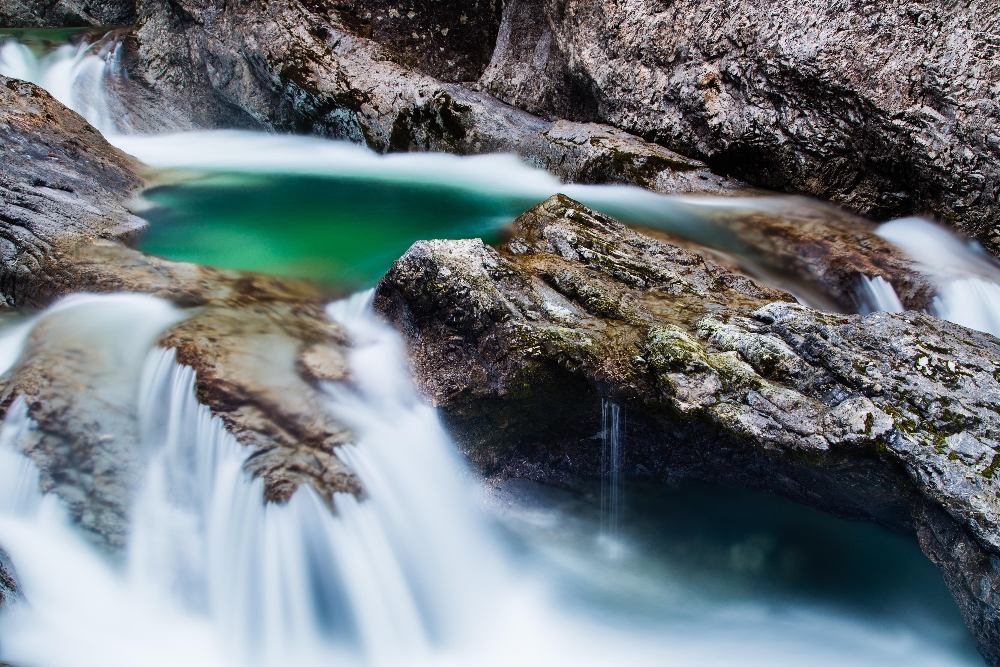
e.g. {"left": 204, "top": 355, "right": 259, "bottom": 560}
{"left": 480, "top": 0, "right": 1000, "bottom": 253}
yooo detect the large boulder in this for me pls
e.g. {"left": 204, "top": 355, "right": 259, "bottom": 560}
{"left": 94, "top": 0, "right": 736, "bottom": 194}
{"left": 375, "top": 194, "right": 1000, "bottom": 664}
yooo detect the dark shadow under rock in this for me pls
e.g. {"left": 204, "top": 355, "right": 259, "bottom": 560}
{"left": 375, "top": 193, "right": 1000, "bottom": 665}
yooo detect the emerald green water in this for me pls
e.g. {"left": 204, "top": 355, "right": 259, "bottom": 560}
{"left": 138, "top": 172, "right": 540, "bottom": 288}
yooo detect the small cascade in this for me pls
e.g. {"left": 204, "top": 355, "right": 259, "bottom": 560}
{"left": 0, "top": 398, "right": 42, "bottom": 519}
{"left": 599, "top": 401, "right": 625, "bottom": 553}
{"left": 877, "top": 217, "right": 1000, "bottom": 336}
{"left": 0, "top": 37, "right": 116, "bottom": 134}
{"left": 324, "top": 289, "right": 505, "bottom": 651}
{"left": 0, "top": 291, "right": 506, "bottom": 667}
{"left": 857, "top": 275, "right": 904, "bottom": 314}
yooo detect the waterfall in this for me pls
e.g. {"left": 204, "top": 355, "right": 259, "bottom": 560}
{"left": 877, "top": 217, "right": 1000, "bottom": 336}
{"left": 0, "top": 292, "right": 987, "bottom": 667}
{"left": 857, "top": 276, "right": 904, "bottom": 314}
{"left": 0, "top": 37, "right": 116, "bottom": 134}
{"left": 0, "top": 291, "right": 504, "bottom": 667}
{"left": 599, "top": 400, "right": 625, "bottom": 552}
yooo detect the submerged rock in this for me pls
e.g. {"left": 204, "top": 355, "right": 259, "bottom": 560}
{"left": 376, "top": 194, "right": 1000, "bottom": 664}
{"left": 0, "top": 76, "right": 361, "bottom": 551}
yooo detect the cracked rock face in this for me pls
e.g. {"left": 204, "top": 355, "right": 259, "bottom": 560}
{"left": 0, "top": 75, "right": 147, "bottom": 307}
{"left": 375, "top": 194, "right": 1000, "bottom": 664}
{"left": 90, "top": 0, "right": 738, "bottom": 194}
{"left": 0, "top": 0, "right": 134, "bottom": 28}
{"left": 481, "top": 0, "right": 1000, "bottom": 255}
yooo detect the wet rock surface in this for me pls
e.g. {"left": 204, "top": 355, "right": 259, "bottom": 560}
{"left": 0, "top": 77, "right": 361, "bottom": 551}
{"left": 96, "top": 0, "right": 736, "bottom": 194}
{"left": 376, "top": 194, "right": 1000, "bottom": 664}
{"left": 0, "top": 548, "right": 16, "bottom": 609}
{"left": 480, "top": 0, "right": 1000, "bottom": 255}
{"left": 0, "top": 74, "right": 147, "bottom": 307}
{"left": 0, "top": 0, "right": 134, "bottom": 28}
{"left": 690, "top": 198, "right": 937, "bottom": 313}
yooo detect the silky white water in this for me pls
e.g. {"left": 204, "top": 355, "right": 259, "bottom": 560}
{"left": 0, "top": 37, "right": 115, "bottom": 134}
{"left": 877, "top": 218, "right": 1000, "bottom": 336}
{"left": 599, "top": 401, "right": 625, "bottom": 547}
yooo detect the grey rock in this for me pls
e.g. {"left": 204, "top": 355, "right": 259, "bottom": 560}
{"left": 480, "top": 0, "right": 1000, "bottom": 254}
{"left": 0, "top": 74, "right": 147, "bottom": 307}
{"left": 325, "top": 0, "right": 505, "bottom": 83}
{"left": 375, "top": 193, "right": 1000, "bottom": 664}
{"left": 0, "top": 547, "right": 16, "bottom": 609}
{"left": 0, "top": 0, "right": 134, "bottom": 28}
{"left": 95, "top": 0, "right": 737, "bottom": 194}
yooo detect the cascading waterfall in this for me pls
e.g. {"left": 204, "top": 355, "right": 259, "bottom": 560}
{"left": 599, "top": 401, "right": 625, "bottom": 549}
{"left": 0, "top": 292, "right": 987, "bottom": 667}
{"left": 877, "top": 217, "right": 1000, "bottom": 336}
{"left": 857, "top": 275, "right": 905, "bottom": 314}
{"left": 0, "top": 37, "right": 116, "bottom": 134}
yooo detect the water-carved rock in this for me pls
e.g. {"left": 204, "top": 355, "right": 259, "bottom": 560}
{"left": 376, "top": 194, "right": 1000, "bottom": 664}
{"left": 481, "top": 0, "right": 1000, "bottom": 254}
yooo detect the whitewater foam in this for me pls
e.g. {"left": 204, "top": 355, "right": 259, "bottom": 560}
{"left": 878, "top": 217, "right": 1000, "bottom": 336}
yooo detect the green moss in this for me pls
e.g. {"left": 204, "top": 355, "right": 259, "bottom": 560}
{"left": 707, "top": 351, "right": 762, "bottom": 392}
{"left": 983, "top": 453, "right": 1000, "bottom": 479}
{"left": 644, "top": 325, "right": 711, "bottom": 373}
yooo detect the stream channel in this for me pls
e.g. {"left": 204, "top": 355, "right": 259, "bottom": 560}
{"left": 0, "top": 31, "right": 999, "bottom": 667}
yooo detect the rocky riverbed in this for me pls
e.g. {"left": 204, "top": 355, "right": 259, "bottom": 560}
{"left": 376, "top": 193, "right": 1000, "bottom": 663}
{"left": 0, "top": 75, "right": 361, "bottom": 551}
{"left": 3, "top": 2, "right": 1000, "bottom": 665}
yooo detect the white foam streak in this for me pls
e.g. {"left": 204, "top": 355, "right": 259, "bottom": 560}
{"left": 0, "top": 39, "right": 114, "bottom": 134}
{"left": 114, "top": 130, "right": 561, "bottom": 195}
{"left": 0, "top": 398, "right": 41, "bottom": 518}
{"left": 878, "top": 217, "right": 1000, "bottom": 336}
{"left": 326, "top": 289, "right": 504, "bottom": 650}
{"left": 858, "top": 275, "right": 905, "bottom": 314}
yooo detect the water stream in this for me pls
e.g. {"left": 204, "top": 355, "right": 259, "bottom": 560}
{"left": 0, "top": 32, "right": 996, "bottom": 667}
{"left": 599, "top": 401, "right": 625, "bottom": 550}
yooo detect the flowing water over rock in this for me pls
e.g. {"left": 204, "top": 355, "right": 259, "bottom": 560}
{"left": 0, "top": 32, "right": 999, "bottom": 667}
{"left": 599, "top": 401, "right": 625, "bottom": 550}
{"left": 0, "top": 293, "right": 987, "bottom": 667}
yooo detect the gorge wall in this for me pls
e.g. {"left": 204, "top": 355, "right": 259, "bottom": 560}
{"left": 4, "top": 0, "right": 997, "bottom": 252}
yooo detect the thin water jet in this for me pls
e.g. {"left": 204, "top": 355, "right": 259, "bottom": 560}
{"left": 599, "top": 401, "right": 625, "bottom": 558}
